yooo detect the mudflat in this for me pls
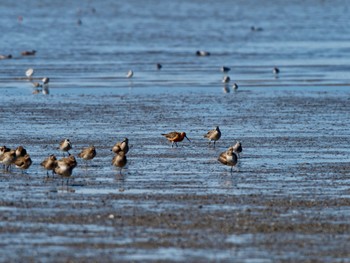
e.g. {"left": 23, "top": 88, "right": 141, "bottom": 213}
{"left": 1, "top": 87, "right": 350, "bottom": 262}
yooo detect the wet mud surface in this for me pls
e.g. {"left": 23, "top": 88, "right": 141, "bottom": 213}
{"left": 1, "top": 88, "right": 350, "bottom": 262}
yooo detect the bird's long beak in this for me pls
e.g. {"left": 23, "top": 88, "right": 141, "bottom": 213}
{"left": 185, "top": 136, "right": 191, "bottom": 142}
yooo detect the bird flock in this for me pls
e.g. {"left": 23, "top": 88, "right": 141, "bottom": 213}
{"left": 0, "top": 127, "right": 242, "bottom": 184}
{"left": 2, "top": 49, "right": 281, "bottom": 95}
{"left": 0, "top": 48, "right": 282, "bottom": 180}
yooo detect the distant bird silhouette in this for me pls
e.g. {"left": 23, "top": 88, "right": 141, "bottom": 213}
{"left": 222, "top": 76, "right": 230, "bottom": 83}
{"left": 25, "top": 68, "right": 34, "bottom": 79}
{"left": 196, "top": 50, "right": 210, "bottom": 56}
{"left": 273, "top": 67, "right": 280, "bottom": 75}
{"left": 126, "top": 70, "right": 134, "bottom": 78}
{"left": 221, "top": 66, "right": 231, "bottom": 73}
{"left": 0, "top": 54, "right": 12, "bottom": 60}
{"left": 21, "top": 50, "right": 36, "bottom": 56}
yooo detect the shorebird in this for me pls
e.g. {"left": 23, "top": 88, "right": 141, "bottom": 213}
{"left": 0, "top": 54, "right": 12, "bottom": 60}
{"left": 42, "top": 77, "right": 50, "bottom": 85}
{"left": 204, "top": 126, "right": 221, "bottom": 147}
{"left": 41, "top": 154, "right": 57, "bottom": 176}
{"left": 15, "top": 146, "right": 27, "bottom": 157}
{"left": 112, "top": 151, "right": 127, "bottom": 174}
{"left": 0, "top": 146, "right": 11, "bottom": 169}
{"left": 21, "top": 50, "right": 36, "bottom": 56}
{"left": 58, "top": 138, "right": 72, "bottom": 156}
{"left": 222, "top": 76, "right": 230, "bottom": 83}
{"left": 161, "top": 131, "right": 191, "bottom": 147}
{"left": 251, "top": 26, "right": 263, "bottom": 32}
{"left": 14, "top": 154, "right": 32, "bottom": 173}
{"left": 78, "top": 146, "right": 96, "bottom": 164}
{"left": 0, "top": 150, "right": 16, "bottom": 172}
{"left": 221, "top": 66, "right": 231, "bottom": 73}
{"left": 25, "top": 68, "right": 34, "bottom": 78}
{"left": 232, "top": 83, "right": 238, "bottom": 90}
{"left": 218, "top": 147, "right": 238, "bottom": 173}
{"left": 230, "top": 141, "right": 243, "bottom": 157}
{"left": 273, "top": 67, "right": 280, "bottom": 75}
{"left": 112, "top": 138, "right": 129, "bottom": 154}
{"left": 126, "top": 70, "right": 134, "bottom": 78}
{"left": 54, "top": 155, "right": 77, "bottom": 183}
{"left": 156, "top": 63, "right": 162, "bottom": 70}
{"left": 0, "top": 145, "right": 10, "bottom": 156}
{"left": 196, "top": 50, "right": 210, "bottom": 56}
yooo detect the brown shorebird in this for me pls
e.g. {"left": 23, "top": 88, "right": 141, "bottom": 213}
{"left": 230, "top": 141, "right": 242, "bottom": 156}
{"left": 204, "top": 126, "right": 221, "bottom": 147}
{"left": 78, "top": 146, "right": 96, "bottom": 161}
{"left": 58, "top": 138, "right": 72, "bottom": 156}
{"left": 15, "top": 146, "right": 27, "bottom": 157}
{"left": 112, "top": 138, "right": 129, "bottom": 154}
{"left": 14, "top": 154, "right": 32, "bottom": 173}
{"left": 0, "top": 150, "right": 16, "bottom": 172}
{"left": 112, "top": 151, "right": 127, "bottom": 174}
{"left": 218, "top": 147, "right": 238, "bottom": 173}
{"left": 41, "top": 154, "right": 57, "bottom": 177}
{"left": 54, "top": 155, "right": 77, "bottom": 185}
{"left": 161, "top": 131, "right": 191, "bottom": 147}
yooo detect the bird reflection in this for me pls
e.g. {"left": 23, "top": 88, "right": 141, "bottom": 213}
{"left": 30, "top": 77, "right": 50, "bottom": 95}
{"left": 223, "top": 85, "right": 230, "bottom": 93}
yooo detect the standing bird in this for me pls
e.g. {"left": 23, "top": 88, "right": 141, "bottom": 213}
{"left": 58, "top": 138, "right": 72, "bottom": 156}
{"left": 204, "top": 126, "right": 221, "bottom": 147}
{"left": 161, "top": 131, "right": 191, "bottom": 147}
{"left": 156, "top": 63, "right": 162, "bottom": 70}
{"left": 112, "top": 151, "right": 127, "bottom": 175}
{"left": 112, "top": 138, "right": 129, "bottom": 154}
{"left": 126, "top": 70, "right": 134, "bottom": 78}
{"left": 42, "top": 77, "right": 50, "bottom": 85}
{"left": 221, "top": 66, "right": 231, "bottom": 73}
{"left": 230, "top": 141, "right": 242, "bottom": 156}
{"left": 222, "top": 76, "right": 230, "bottom": 83}
{"left": 25, "top": 68, "right": 34, "bottom": 79}
{"left": 41, "top": 154, "right": 57, "bottom": 177}
{"left": 232, "top": 83, "right": 238, "bottom": 91}
{"left": 273, "top": 67, "right": 280, "bottom": 75}
{"left": 78, "top": 146, "right": 96, "bottom": 165}
{"left": 54, "top": 155, "right": 77, "bottom": 185}
{"left": 0, "top": 150, "right": 16, "bottom": 172}
{"left": 15, "top": 146, "right": 27, "bottom": 157}
{"left": 0, "top": 145, "right": 10, "bottom": 156}
{"left": 14, "top": 154, "right": 32, "bottom": 173}
{"left": 218, "top": 147, "right": 238, "bottom": 173}
{"left": 0, "top": 146, "right": 10, "bottom": 169}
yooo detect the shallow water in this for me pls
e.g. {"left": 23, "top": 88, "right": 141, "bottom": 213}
{"left": 1, "top": 0, "right": 350, "bottom": 262}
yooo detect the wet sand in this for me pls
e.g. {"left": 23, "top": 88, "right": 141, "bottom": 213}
{"left": 1, "top": 87, "right": 350, "bottom": 262}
